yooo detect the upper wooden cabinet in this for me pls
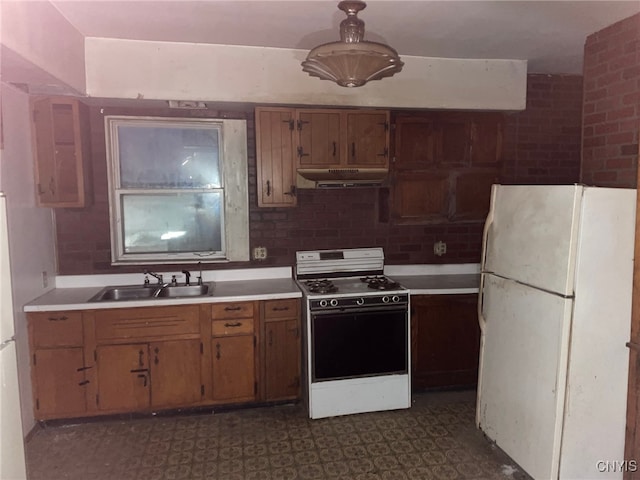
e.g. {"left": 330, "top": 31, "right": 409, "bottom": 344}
{"left": 30, "top": 96, "right": 91, "bottom": 208}
{"left": 297, "top": 109, "right": 342, "bottom": 167}
{"left": 394, "top": 112, "right": 503, "bottom": 168}
{"left": 391, "top": 111, "right": 504, "bottom": 224}
{"left": 297, "top": 109, "right": 390, "bottom": 168}
{"left": 255, "top": 108, "right": 297, "bottom": 207}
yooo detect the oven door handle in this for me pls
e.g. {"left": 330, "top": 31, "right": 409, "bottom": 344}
{"left": 311, "top": 305, "right": 407, "bottom": 316}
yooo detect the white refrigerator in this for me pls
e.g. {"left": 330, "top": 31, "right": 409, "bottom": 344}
{"left": 476, "top": 184, "right": 636, "bottom": 480}
{"left": 0, "top": 193, "right": 27, "bottom": 479}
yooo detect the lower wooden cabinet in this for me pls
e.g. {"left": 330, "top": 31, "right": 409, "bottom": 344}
{"left": 96, "top": 339, "right": 202, "bottom": 412}
{"left": 32, "top": 347, "right": 88, "bottom": 417}
{"left": 211, "top": 302, "right": 257, "bottom": 403}
{"left": 411, "top": 294, "right": 480, "bottom": 390}
{"left": 212, "top": 335, "right": 255, "bottom": 402}
{"left": 28, "top": 297, "right": 302, "bottom": 420}
{"left": 29, "top": 311, "right": 89, "bottom": 418}
{"left": 262, "top": 299, "right": 301, "bottom": 401}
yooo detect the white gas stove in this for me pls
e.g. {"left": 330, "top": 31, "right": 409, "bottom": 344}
{"left": 295, "top": 247, "right": 411, "bottom": 419}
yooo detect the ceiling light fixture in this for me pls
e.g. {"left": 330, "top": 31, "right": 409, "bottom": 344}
{"left": 301, "top": 0, "right": 404, "bottom": 88}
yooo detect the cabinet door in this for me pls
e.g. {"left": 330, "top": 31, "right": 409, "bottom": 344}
{"left": 96, "top": 344, "right": 150, "bottom": 411}
{"left": 255, "top": 108, "right": 297, "bottom": 207}
{"left": 212, "top": 335, "right": 255, "bottom": 402}
{"left": 411, "top": 295, "right": 480, "bottom": 390}
{"left": 471, "top": 114, "right": 504, "bottom": 165}
{"left": 31, "top": 97, "right": 88, "bottom": 207}
{"left": 436, "top": 113, "right": 471, "bottom": 165}
{"left": 392, "top": 172, "right": 449, "bottom": 223}
{"left": 33, "top": 348, "right": 87, "bottom": 417}
{"left": 393, "top": 115, "right": 437, "bottom": 170}
{"left": 297, "top": 110, "right": 342, "bottom": 167}
{"left": 346, "top": 111, "right": 389, "bottom": 167}
{"left": 264, "top": 319, "right": 300, "bottom": 401}
{"left": 149, "top": 339, "right": 202, "bottom": 408}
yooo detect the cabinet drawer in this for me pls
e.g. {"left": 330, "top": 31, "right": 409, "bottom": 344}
{"left": 212, "top": 302, "right": 254, "bottom": 320}
{"left": 263, "top": 299, "right": 299, "bottom": 320}
{"left": 212, "top": 318, "right": 254, "bottom": 337}
{"left": 95, "top": 306, "right": 200, "bottom": 341}
{"left": 30, "top": 312, "right": 83, "bottom": 347}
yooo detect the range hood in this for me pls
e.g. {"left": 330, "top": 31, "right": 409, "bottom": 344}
{"left": 297, "top": 167, "right": 388, "bottom": 188}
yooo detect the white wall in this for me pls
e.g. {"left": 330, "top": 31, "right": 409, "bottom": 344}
{"left": 1, "top": 1, "right": 86, "bottom": 94}
{"left": 86, "top": 39, "right": 527, "bottom": 111}
{"left": 0, "top": 83, "right": 57, "bottom": 436}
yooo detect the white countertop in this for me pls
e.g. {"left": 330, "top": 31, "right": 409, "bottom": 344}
{"left": 390, "top": 274, "right": 480, "bottom": 295}
{"left": 23, "top": 264, "right": 482, "bottom": 312}
{"left": 24, "top": 278, "right": 302, "bottom": 312}
{"left": 386, "top": 263, "right": 480, "bottom": 295}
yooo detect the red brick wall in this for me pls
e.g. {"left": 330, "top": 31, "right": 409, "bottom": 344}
{"left": 502, "top": 74, "right": 583, "bottom": 184}
{"left": 55, "top": 74, "right": 584, "bottom": 274}
{"left": 581, "top": 13, "right": 640, "bottom": 187}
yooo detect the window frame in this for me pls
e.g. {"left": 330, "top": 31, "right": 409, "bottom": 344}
{"left": 104, "top": 115, "right": 249, "bottom": 265}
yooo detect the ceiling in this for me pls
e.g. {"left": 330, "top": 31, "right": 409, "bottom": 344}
{"left": 48, "top": 0, "right": 640, "bottom": 75}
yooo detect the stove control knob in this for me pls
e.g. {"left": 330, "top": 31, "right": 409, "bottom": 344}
{"left": 319, "top": 299, "right": 328, "bottom": 308}
{"left": 356, "top": 298, "right": 365, "bottom": 306}
{"left": 392, "top": 295, "right": 400, "bottom": 303}
{"left": 330, "top": 299, "right": 339, "bottom": 307}
{"left": 382, "top": 296, "right": 390, "bottom": 303}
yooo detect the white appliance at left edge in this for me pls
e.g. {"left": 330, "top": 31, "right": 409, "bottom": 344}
{"left": 0, "top": 193, "right": 28, "bottom": 479}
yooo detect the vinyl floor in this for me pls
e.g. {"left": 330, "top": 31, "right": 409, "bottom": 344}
{"left": 25, "top": 390, "right": 530, "bottom": 480}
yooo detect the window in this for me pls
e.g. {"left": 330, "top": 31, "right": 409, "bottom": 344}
{"left": 105, "top": 116, "right": 249, "bottom": 264}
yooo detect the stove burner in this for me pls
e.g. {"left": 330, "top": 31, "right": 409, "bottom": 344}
{"left": 361, "top": 276, "right": 401, "bottom": 291}
{"left": 304, "top": 279, "right": 338, "bottom": 294}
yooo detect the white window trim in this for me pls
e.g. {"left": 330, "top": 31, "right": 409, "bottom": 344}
{"left": 104, "top": 115, "right": 249, "bottom": 265}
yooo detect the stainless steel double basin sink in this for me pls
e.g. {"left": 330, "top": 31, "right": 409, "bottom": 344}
{"left": 89, "top": 282, "right": 215, "bottom": 302}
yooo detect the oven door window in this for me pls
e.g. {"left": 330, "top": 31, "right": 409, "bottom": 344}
{"left": 311, "top": 309, "right": 408, "bottom": 382}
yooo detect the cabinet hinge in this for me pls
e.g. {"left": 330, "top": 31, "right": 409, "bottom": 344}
{"left": 201, "top": 385, "right": 205, "bottom": 396}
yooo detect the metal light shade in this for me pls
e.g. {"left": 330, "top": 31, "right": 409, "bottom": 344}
{"left": 302, "top": 1, "right": 403, "bottom": 88}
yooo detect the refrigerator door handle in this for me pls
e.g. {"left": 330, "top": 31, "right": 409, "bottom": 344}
{"left": 477, "top": 273, "right": 487, "bottom": 332}
{"left": 480, "top": 186, "right": 497, "bottom": 270}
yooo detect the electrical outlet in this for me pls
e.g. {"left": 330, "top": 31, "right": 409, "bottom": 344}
{"left": 42, "top": 271, "right": 48, "bottom": 288}
{"left": 253, "top": 246, "right": 268, "bottom": 260}
{"left": 434, "top": 241, "right": 447, "bottom": 257}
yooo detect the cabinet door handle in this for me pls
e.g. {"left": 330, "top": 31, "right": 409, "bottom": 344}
{"left": 332, "top": 141, "right": 337, "bottom": 157}
{"left": 272, "top": 306, "right": 289, "bottom": 311}
{"left": 224, "top": 322, "right": 242, "bottom": 328}
{"left": 351, "top": 142, "right": 356, "bottom": 158}
{"left": 48, "top": 316, "right": 68, "bottom": 321}
{"left": 76, "top": 366, "right": 93, "bottom": 372}
{"left": 78, "top": 380, "right": 90, "bottom": 386}
{"left": 138, "top": 349, "right": 144, "bottom": 367}
{"left": 224, "top": 306, "right": 242, "bottom": 311}
{"left": 137, "top": 374, "right": 148, "bottom": 387}
{"left": 268, "top": 330, "right": 273, "bottom": 346}
{"left": 266, "top": 180, "right": 271, "bottom": 197}
{"left": 216, "top": 342, "right": 221, "bottom": 360}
